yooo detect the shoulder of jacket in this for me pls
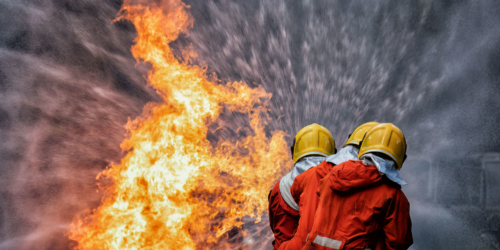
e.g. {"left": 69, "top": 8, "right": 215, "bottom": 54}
{"left": 395, "top": 188, "right": 410, "bottom": 203}
{"left": 385, "top": 187, "right": 410, "bottom": 210}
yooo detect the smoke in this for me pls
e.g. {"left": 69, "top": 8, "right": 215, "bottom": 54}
{"left": 183, "top": 0, "right": 500, "bottom": 156}
{"left": 0, "top": 0, "right": 154, "bottom": 249}
{"left": 1, "top": 0, "right": 500, "bottom": 249}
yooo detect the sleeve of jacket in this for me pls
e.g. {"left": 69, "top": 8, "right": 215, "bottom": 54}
{"left": 383, "top": 189, "right": 413, "bottom": 250}
{"left": 290, "top": 174, "right": 304, "bottom": 205}
{"left": 278, "top": 177, "right": 307, "bottom": 250}
{"left": 268, "top": 185, "right": 277, "bottom": 234}
{"left": 269, "top": 181, "right": 300, "bottom": 250}
{"left": 277, "top": 231, "right": 305, "bottom": 250}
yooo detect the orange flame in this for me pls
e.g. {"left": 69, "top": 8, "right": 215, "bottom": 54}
{"left": 69, "top": 0, "right": 291, "bottom": 249}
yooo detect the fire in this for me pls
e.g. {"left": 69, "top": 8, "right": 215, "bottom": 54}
{"left": 69, "top": 0, "right": 291, "bottom": 249}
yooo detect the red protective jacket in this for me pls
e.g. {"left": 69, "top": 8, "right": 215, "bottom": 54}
{"left": 278, "top": 161, "right": 334, "bottom": 250}
{"left": 303, "top": 160, "right": 413, "bottom": 250}
{"left": 269, "top": 180, "right": 300, "bottom": 249}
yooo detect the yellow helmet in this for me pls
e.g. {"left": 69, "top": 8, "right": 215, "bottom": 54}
{"left": 358, "top": 123, "right": 407, "bottom": 169}
{"left": 344, "top": 122, "right": 380, "bottom": 147}
{"left": 292, "top": 123, "right": 336, "bottom": 163}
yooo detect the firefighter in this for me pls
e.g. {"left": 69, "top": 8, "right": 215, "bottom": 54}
{"left": 278, "top": 122, "right": 380, "bottom": 250}
{"left": 268, "top": 123, "right": 336, "bottom": 249}
{"left": 303, "top": 123, "right": 413, "bottom": 250}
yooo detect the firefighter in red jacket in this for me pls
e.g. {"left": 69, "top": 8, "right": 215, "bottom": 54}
{"left": 277, "top": 122, "right": 380, "bottom": 250}
{"left": 303, "top": 123, "right": 413, "bottom": 250}
{"left": 268, "top": 124, "right": 336, "bottom": 249}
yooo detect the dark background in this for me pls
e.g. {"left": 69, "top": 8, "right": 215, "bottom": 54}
{"left": 0, "top": 0, "right": 499, "bottom": 249}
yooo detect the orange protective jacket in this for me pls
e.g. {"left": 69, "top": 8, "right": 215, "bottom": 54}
{"left": 278, "top": 161, "right": 334, "bottom": 250}
{"left": 303, "top": 160, "right": 413, "bottom": 250}
{"left": 269, "top": 180, "right": 300, "bottom": 249}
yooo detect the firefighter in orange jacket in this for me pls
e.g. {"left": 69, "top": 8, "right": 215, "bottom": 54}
{"left": 278, "top": 122, "right": 380, "bottom": 250}
{"left": 268, "top": 124, "right": 336, "bottom": 249}
{"left": 303, "top": 123, "right": 413, "bottom": 250}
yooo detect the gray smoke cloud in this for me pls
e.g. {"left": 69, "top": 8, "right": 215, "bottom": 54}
{"left": 1, "top": 0, "right": 499, "bottom": 249}
{"left": 0, "top": 0, "right": 155, "bottom": 249}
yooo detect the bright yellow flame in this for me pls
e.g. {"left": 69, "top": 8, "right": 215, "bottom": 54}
{"left": 69, "top": 0, "right": 291, "bottom": 249}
